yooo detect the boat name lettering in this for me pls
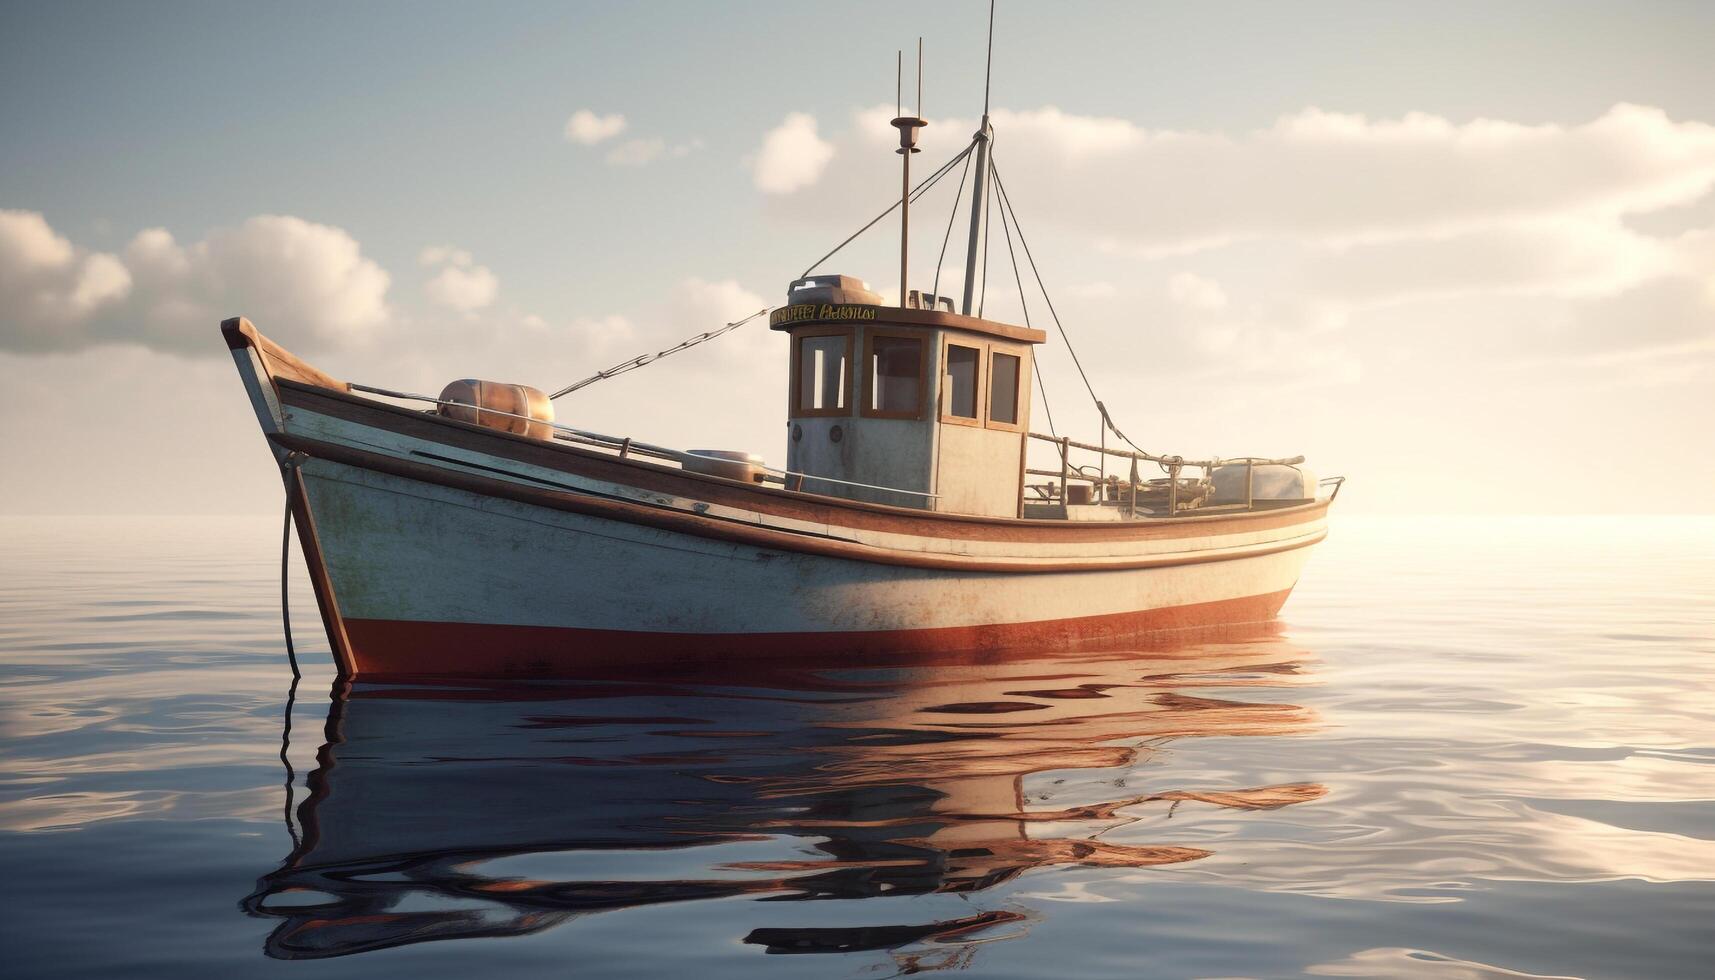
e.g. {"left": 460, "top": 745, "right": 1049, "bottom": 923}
{"left": 770, "top": 304, "right": 879, "bottom": 326}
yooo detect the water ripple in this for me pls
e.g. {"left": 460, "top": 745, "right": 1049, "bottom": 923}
{"left": 0, "top": 515, "right": 1711, "bottom": 978}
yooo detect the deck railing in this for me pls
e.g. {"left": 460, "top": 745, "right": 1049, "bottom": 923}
{"left": 1023, "top": 431, "right": 1312, "bottom": 517}
{"left": 346, "top": 382, "right": 939, "bottom": 501}
{"left": 345, "top": 383, "right": 1337, "bottom": 516}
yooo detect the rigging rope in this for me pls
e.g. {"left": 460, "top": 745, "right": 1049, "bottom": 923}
{"left": 1034, "top": 358, "right": 1057, "bottom": 440}
{"left": 552, "top": 140, "right": 976, "bottom": 402}
{"left": 279, "top": 457, "right": 302, "bottom": 682}
{"left": 993, "top": 177, "right": 1056, "bottom": 438}
{"left": 978, "top": 143, "right": 994, "bottom": 318}
{"left": 991, "top": 161, "right": 1158, "bottom": 463}
{"left": 550, "top": 307, "right": 772, "bottom": 399}
{"left": 800, "top": 139, "right": 977, "bottom": 279}
{"left": 996, "top": 153, "right": 1030, "bottom": 329}
{"left": 548, "top": 141, "right": 974, "bottom": 403}
{"left": 550, "top": 139, "right": 976, "bottom": 401}
{"left": 930, "top": 144, "right": 975, "bottom": 305}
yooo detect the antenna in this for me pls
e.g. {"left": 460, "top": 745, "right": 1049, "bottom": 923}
{"left": 961, "top": 0, "right": 997, "bottom": 315}
{"left": 982, "top": 0, "right": 995, "bottom": 116}
{"left": 891, "top": 38, "right": 927, "bottom": 308}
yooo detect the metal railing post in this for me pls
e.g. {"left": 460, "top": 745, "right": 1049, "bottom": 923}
{"left": 1059, "top": 436, "right": 1070, "bottom": 506}
{"left": 1128, "top": 455, "right": 1138, "bottom": 518}
{"left": 1098, "top": 425, "right": 1106, "bottom": 503}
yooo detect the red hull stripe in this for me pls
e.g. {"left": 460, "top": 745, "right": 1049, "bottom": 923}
{"left": 341, "top": 588, "right": 1295, "bottom": 678}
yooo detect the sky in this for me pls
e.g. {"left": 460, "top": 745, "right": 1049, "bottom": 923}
{"left": 2, "top": 0, "right": 1712, "bottom": 515}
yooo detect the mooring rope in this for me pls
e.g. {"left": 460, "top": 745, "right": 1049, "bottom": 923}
{"left": 277, "top": 452, "right": 304, "bottom": 849}
{"left": 279, "top": 453, "right": 304, "bottom": 681}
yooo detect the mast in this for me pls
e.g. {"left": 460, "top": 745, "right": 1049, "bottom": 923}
{"left": 891, "top": 40, "right": 926, "bottom": 308}
{"left": 960, "top": 1, "right": 996, "bottom": 316}
{"left": 959, "top": 119, "right": 991, "bottom": 315}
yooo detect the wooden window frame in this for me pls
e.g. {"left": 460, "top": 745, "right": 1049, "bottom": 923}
{"left": 860, "top": 329, "right": 930, "bottom": 420}
{"left": 984, "top": 345, "right": 1028, "bottom": 433}
{"left": 939, "top": 337, "right": 985, "bottom": 427}
{"left": 788, "top": 327, "right": 854, "bottom": 418}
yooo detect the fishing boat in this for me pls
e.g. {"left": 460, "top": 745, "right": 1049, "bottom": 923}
{"left": 224, "top": 37, "right": 1341, "bottom": 679}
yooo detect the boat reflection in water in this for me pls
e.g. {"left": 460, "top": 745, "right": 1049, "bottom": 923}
{"left": 244, "top": 626, "right": 1324, "bottom": 964}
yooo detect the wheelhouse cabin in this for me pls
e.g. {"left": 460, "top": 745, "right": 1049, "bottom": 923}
{"left": 775, "top": 275, "right": 1046, "bottom": 518}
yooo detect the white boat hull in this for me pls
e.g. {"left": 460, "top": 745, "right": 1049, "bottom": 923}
{"left": 298, "top": 456, "right": 1318, "bottom": 674}
{"left": 224, "top": 318, "right": 1331, "bottom": 678}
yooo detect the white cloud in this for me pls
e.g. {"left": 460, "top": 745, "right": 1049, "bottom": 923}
{"left": 418, "top": 245, "right": 473, "bottom": 268}
{"left": 0, "top": 210, "right": 132, "bottom": 350}
{"left": 605, "top": 137, "right": 665, "bottom": 167}
{"left": 782, "top": 103, "right": 1715, "bottom": 252}
{"left": 1014, "top": 102, "right": 1715, "bottom": 252}
{"left": 603, "top": 137, "right": 702, "bottom": 168}
{"left": 424, "top": 264, "right": 498, "bottom": 313}
{"left": 750, "top": 112, "right": 835, "bottom": 194}
{"left": 0, "top": 210, "right": 390, "bottom": 354}
{"left": 759, "top": 102, "right": 1715, "bottom": 393}
{"left": 667, "top": 276, "right": 768, "bottom": 325}
{"left": 1167, "top": 272, "right": 1228, "bottom": 311}
{"left": 563, "top": 109, "right": 627, "bottom": 145}
{"left": 1295, "top": 217, "right": 1679, "bottom": 308}
{"left": 563, "top": 109, "right": 699, "bottom": 167}
{"left": 534, "top": 278, "right": 778, "bottom": 455}
{"left": 418, "top": 244, "right": 498, "bottom": 312}
{"left": 0, "top": 209, "right": 75, "bottom": 272}
{"left": 536, "top": 279, "right": 767, "bottom": 383}
{"left": 1066, "top": 281, "right": 1118, "bottom": 300}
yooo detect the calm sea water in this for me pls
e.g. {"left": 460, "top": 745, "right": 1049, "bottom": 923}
{"left": 1, "top": 515, "right": 1710, "bottom": 979}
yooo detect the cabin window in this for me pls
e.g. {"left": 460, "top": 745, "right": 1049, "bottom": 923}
{"left": 989, "top": 352, "right": 1021, "bottom": 426}
{"left": 864, "top": 333, "right": 924, "bottom": 418}
{"left": 795, "top": 332, "right": 850, "bottom": 416}
{"left": 944, "top": 344, "right": 981, "bottom": 421}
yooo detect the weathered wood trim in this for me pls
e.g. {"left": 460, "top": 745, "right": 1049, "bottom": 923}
{"left": 222, "top": 316, "right": 348, "bottom": 392}
{"left": 858, "top": 327, "right": 931, "bottom": 421}
{"left": 786, "top": 326, "right": 855, "bottom": 418}
{"left": 771, "top": 304, "right": 1048, "bottom": 345}
{"left": 939, "top": 337, "right": 985, "bottom": 427}
{"left": 984, "top": 346, "right": 1028, "bottom": 433}
{"left": 272, "top": 432, "right": 1326, "bottom": 574}
{"left": 277, "top": 377, "right": 1332, "bottom": 544}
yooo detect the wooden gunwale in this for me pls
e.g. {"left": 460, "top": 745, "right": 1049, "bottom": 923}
{"left": 274, "top": 379, "right": 1329, "bottom": 544}
{"left": 223, "top": 317, "right": 347, "bottom": 392}
{"left": 274, "top": 432, "right": 1326, "bottom": 574}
